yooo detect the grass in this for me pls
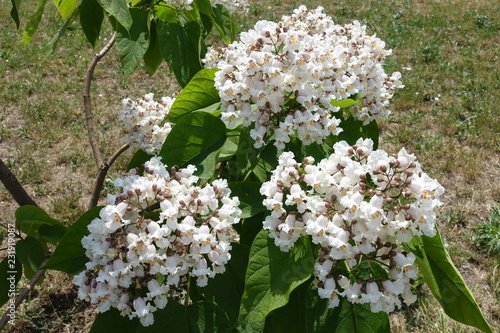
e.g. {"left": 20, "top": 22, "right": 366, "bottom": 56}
{"left": 474, "top": 205, "right": 500, "bottom": 255}
{"left": 0, "top": 0, "right": 499, "bottom": 332}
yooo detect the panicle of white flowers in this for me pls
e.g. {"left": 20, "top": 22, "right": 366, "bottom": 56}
{"left": 210, "top": 0, "right": 248, "bottom": 13}
{"left": 118, "top": 93, "right": 175, "bottom": 155}
{"left": 73, "top": 157, "right": 241, "bottom": 326}
{"left": 158, "top": 0, "right": 194, "bottom": 10}
{"left": 260, "top": 138, "right": 444, "bottom": 312}
{"left": 150, "top": 0, "right": 247, "bottom": 12}
{"left": 204, "top": 6, "right": 403, "bottom": 149}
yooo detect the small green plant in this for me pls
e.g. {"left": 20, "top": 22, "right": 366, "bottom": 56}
{"left": 442, "top": 209, "right": 467, "bottom": 226}
{"left": 474, "top": 205, "right": 500, "bottom": 255}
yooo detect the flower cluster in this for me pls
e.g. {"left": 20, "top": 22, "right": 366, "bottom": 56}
{"left": 161, "top": 0, "right": 194, "bottom": 10}
{"left": 73, "top": 157, "right": 241, "bottom": 326}
{"left": 158, "top": 0, "right": 248, "bottom": 12}
{"left": 118, "top": 93, "right": 175, "bottom": 155}
{"left": 204, "top": 6, "right": 403, "bottom": 149}
{"left": 260, "top": 138, "right": 444, "bottom": 312}
{"left": 210, "top": 0, "right": 248, "bottom": 13}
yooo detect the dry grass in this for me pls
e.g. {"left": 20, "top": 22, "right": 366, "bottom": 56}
{"left": 0, "top": 0, "right": 498, "bottom": 332}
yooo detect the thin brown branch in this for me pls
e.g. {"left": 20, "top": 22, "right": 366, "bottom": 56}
{"left": 0, "top": 158, "right": 37, "bottom": 207}
{"left": 0, "top": 160, "right": 42, "bottom": 331}
{"left": 88, "top": 143, "right": 130, "bottom": 209}
{"left": 0, "top": 257, "right": 49, "bottom": 330}
{"left": 84, "top": 33, "right": 116, "bottom": 169}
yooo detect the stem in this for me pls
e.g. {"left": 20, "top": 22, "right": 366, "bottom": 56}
{"left": 0, "top": 161, "right": 41, "bottom": 331}
{"left": 84, "top": 33, "right": 116, "bottom": 170}
{"left": 1, "top": 27, "right": 118, "bottom": 333}
{"left": 0, "top": 158, "right": 37, "bottom": 207}
{"left": 184, "top": 276, "right": 191, "bottom": 307}
{"left": 88, "top": 143, "right": 130, "bottom": 209}
{"left": 343, "top": 259, "right": 352, "bottom": 272}
{"left": 83, "top": 33, "right": 130, "bottom": 209}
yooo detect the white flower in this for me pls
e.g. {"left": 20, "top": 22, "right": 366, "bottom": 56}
{"left": 261, "top": 139, "right": 443, "bottom": 313}
{"left": 119, "top": 94, "right": 175, "bottom": 155}
{"left": 73, "top": 157, "right": 241, "bottom": 326}
{"left": 210, "top": 0, "right": 248, "bottom": 13}
{"left": 205, "top": 6, "right": 402, "bottom": 148}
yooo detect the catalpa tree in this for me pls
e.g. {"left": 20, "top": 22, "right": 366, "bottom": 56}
{"left": 0, "top": 1, "right": 493, "bottom": 332}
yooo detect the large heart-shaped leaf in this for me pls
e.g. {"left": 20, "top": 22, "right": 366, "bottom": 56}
{"left": 305, "top": 288, "right": 390, "bottom": 333}
{"left": 238, "top": 230, "right": 314, "bottom": 332}
{"left": 116, "top": 8, "right": 150, "bottom": 77}
{"left": 407, "top": 230, "right": 493, "bottom": 333}
{"left": 42, "top": 206, "right": 103, "bottom": 275}
{"left": 165, "top": 68, "right": 220, "bottom": 123}
{"left": 160, "top": 111, "right": 226, "bottom": 179}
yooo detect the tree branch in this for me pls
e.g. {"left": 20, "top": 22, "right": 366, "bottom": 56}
{"left": 0, "top": 33, "right": 119, "bottom": 331}
{"left": 0, "top": 158, "right": 37, "bottom": 207}
{"left": 0, "top": 257, "right": 49, "bottom": 330}
{"left": 84, "top": 33, "right": 116, "bottom": 169}
{"left": 88, "top": 143, "right": 130, "bottom": 209}
{"left": 0, "top": 160, "right": 43, "bottom": 331}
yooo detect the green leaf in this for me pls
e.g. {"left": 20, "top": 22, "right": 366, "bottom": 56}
{"left": 195, "top": 0, "right": 213, "bottom": 15}
{"left": 135, "top": 301, "right": 231, "bottom": 332}
{"left": 42, "top": 206, "right": 103, "bottom": 274}
{"left": 15, "top": 205, "right": 60, "bottom": 238}
{"left": 143, "top": 19, "right": 163, "bottom": 76}
{"left": 38, "top": 223, "right": 68, "bottom": 242}
{"left": 183, "top": 3, "right": 201, "bottom": 23}
{"left": 160, "top": 111, "right": 226, "bottom": 175}
{"left": 199, "top": 12, "right": 213, "bottom": 39}
{"left": 351, "top": 260, "right": 389, "bottom": 281}
{"left": 90, "top": 307, "right": 140, "bottom": 333}
{"left": 228, "top": 182, "right": 265, "bottom": 219}
{"left": 52, "top": 0, "right": 77, "bottom": 18}
{"left": 409, "top": 230, "right": 493, "bottom": 333}
{"left": 188, "top": 139, "right": 225, "bottom": 179}
{"left": 22, "top": 0, "right": 49, "bottom": 44}
{"left": 302, "top": 142, "right": 326, "bottom": 162}
{"left": 10, "top": 0, "right": 21, "bottom": 30}
{"left": 218, "top": 128, "right": 238, "bottom": 162}
{"left": 116, "top": 8, "right": 150, "bottom": 77}
{"left": 232, "top": 126, "right": 278, "bottom": 182}
{"left": 250, "top": 143, "right": 277, "bottom": 183}
{"left": 211, "top": 4, "right": 236, "bottom": 43}
{"left": 238, "top": 230, "right": 314, "bottom": 332}
{"left": 92, "top": 301, "right": 229, "bottom": 332}
{"left": 80, "top": 0, "right": 104, "bottom": 47}
{"left": 362, "top": 119, "right": 380, "bottom": 150}
{"left": 16, "top": 236, "right": 46, "bottom": 273}
{"left": 166, "top": 68, "right": 220, "bottom": 123}
{"left": 44, "top": 7, "right": 80, "bottom": 56}
{"left": 264, "top": 280, "right": 310, "bottom": 333}
{"left": 338, "top": 117, "right": 379, "bottom": 150}
{"left": 0, "top": 255, "right": 23, "bottom": 307}
{"left": 196, "top": 102, "right": 221, "bottom": 117}
{"left": 154, "top": 5, "right": 178, "bottom": 23}
{"left": 97, "top": 0, "right": 132, "bottom": 31}
{"left": 306, "top": 288, "right": 390, "bottom": 333}
{"left": 330, "top": 98, "right": 357, "bottom": 108}
{"left": 237, "top": 212, "right": 266, "bottom": 248}
{"left": 159, "top": 21, "right": 204, "bottom": 87}
{"left": 198, "top": 244, "right": 249, "bottom": 324}
{"left": 234, "top": 128, "right": 257, "bottom": 178}
{"left": 127, "top": 149, "right": 154, "bottom": 171}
